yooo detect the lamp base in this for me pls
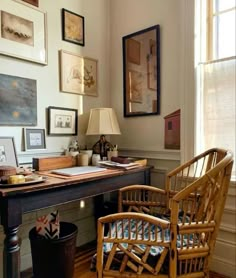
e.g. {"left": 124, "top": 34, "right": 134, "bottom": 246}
{"left": 92, "top": 135, "right": 113, "bottom": 159}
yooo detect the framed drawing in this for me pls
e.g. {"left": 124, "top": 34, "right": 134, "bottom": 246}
{"left": 123, "top": 25, "right": 160, "bottom": 117}
{"left": 62, "top": 8, "right": 84, "bottom": 46}
{"left": 0, "top": 73, "right": 37, "bottom": 126}
{"left": 24, "top": 128, "right": 46, "bottom": 151}
{"left": 0, "top": 137, "right": 18, "bottom": 167}
{"left": 0, "top": 1, "right": 47, "bottom": 64}
{"left": 59, "top": 50, "right": 98, "bottom": 96}
{"left": 48, "top": 106, "right": 78, "bottom": 136}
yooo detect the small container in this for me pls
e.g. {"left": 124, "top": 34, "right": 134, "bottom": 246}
{"left": 92, "top": 154, "right": 101, "bottom": 166}
{"left": 107, "top": 150, "right": 118, "bottom": 161}
{"left": 77, "top": 153, "right": 89, "bottom": 166}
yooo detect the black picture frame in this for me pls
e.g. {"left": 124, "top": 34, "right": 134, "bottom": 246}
{"left": 122, "top": 25, "right": 160, "bottom": 117}
{"left": 62, "top": 8, "right": 85, "bottom": 46}
{"left": 0, "top": 137, "right": 18, "bottom": 167}
{"left": 48, "top": 106, "right": 78, "bottom": 136}
{"left": 24, "top": 128, "right": 46, "bottom": 151}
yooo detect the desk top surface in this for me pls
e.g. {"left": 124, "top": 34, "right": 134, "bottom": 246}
{"left": 0, "top": 166, "right": 149, "bottom": 197}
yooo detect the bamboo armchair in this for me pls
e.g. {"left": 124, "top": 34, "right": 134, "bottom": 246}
{"left": 96, "top": 148, "right": 234, "bottom": 278}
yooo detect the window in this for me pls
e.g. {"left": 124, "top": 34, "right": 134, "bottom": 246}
{"left": 196, "top": 0, "right": 236, "bottom": 178}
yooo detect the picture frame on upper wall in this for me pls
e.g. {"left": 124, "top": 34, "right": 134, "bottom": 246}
{"left": 24, "top": 128, "right": 46, "bottom": 151}
{"left": 0, "top": 137, "right": 18, "bottom": 167}
{"left": 47, "top": 106, "right": 78, "bottom": 136}
{"left": 14, "top": 0, "right": 39, "bottom": 7}
{"left": 62, "top": 8, "right": 84, "bottom": 46}
{"left": 0, "top": 1, "right": 47, "bottom": 65}
{"left": 59, "top": 50, "right": 98, "bottom": 97}
{"left": 0, "top": 73, "right": 37, "bottom": 126}
{"left": 123, "top": 25, "right": 160, "bottom": 117}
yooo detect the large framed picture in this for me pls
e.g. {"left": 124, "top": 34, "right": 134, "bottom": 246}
{"left": 48, "top": 106, "right": 78, "bottom": 136}
{"left": 0, "top": 1, "right": 47, "bottom": 65}
{"left": 24, "top": 128, "right": 46, "bottom": 151}
{"left": 62, "top": 8, "right": 84, "bottom": 46}
{"left": 123, "top": 25, "right": 160, "bottom": 117}
{"left": 59, "top": 50, "right": 98, "bottom": 96}
{"left": 0, "top": 73, "right": 37, "bottom": 126}
{"left": 0, "top": 137, "right": 18, "bottom": 167}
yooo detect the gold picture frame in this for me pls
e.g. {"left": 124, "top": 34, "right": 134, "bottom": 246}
{"left": 59, "top": 50, "right": 98, "bottom": 97}
{"left": 0, "top": 1, "right": 47, "bottom": 65}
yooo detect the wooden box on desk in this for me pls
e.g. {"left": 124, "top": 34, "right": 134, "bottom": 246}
{"left": 164, "top": 109, "right": 180, "bottom": 150}
{"left": 33, "top": 156, "right": 76, "bottom": 171}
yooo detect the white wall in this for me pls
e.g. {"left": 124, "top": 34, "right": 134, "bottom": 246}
{"left": 0, "top": 0, "right": 111, "bottom": 154}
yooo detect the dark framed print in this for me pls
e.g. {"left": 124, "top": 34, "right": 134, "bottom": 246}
{"left": 24, "top": 128, "right": 46, "bottom": 151}
{"left": 48, "top": 106, "right": 78, "bottom": 136}
{"left": 123, "top": 25, "right": 160, "bottom": 117}
{"left": 0, "top": 137, "right": 18, "bottom": 167}
{"left": 62, "top": 8, "right": 84, "bottom": 46}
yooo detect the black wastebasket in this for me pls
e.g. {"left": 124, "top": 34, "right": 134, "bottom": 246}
{"left": 29, "top": 222, "right": 78, "bottom": 278}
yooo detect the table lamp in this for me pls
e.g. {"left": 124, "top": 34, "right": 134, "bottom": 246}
{"left": 86, "top": 108, "right": 121, "bottom": 158}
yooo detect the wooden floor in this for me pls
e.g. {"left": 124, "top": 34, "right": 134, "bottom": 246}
{"left": 21, "top": 241, "right": 228, "bottom": 278}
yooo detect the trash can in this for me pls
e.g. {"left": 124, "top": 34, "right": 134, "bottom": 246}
{"left": 29, "top": 222, "right": 78, "bottom": 278}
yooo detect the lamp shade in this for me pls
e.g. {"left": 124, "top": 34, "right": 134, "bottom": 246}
{"left": 86, "top": 108, "right": 121, "bottom": 135}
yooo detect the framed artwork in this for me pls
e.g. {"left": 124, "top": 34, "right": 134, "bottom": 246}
{"left": 0, "top": 73, "right": 37, "bottom": 126}
{"left": 0, "top": 1, "right": 47, "bottom": 65}
{"left": 0, "top": 137, "right": 18, "bottom": 167}
{"left": 59, "top": 50, "right": 98, "bottom": 96}
{"left": 62, "top": 8, "right": 84, "bottom": 46}
{"left": 24, "top": 128, "right": 46, "bottom": 151}
{"left": 48, "top": 106, "right": 78, "bottom": 136}
{"left": 15, "top": 0, "right": 39, "bottom": 7}
{"left": 123, "top": 25, "right": 160, "bottom": 117}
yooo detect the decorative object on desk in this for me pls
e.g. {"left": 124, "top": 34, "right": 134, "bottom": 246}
{"left": 164, "top": 109, "right": 180, "bottom": 149}
{"left": 24, "top": 128, "right": 46, "bottom": 151}
{"left": 77, "top": 153, "right": 89, "bottom": 166}
{"left": 107, "top": 150, "right": 118, "bottom": 161}
{"left": 92, "top": 154, "right": 101, "bottom": 166}
{"left": 80, "top": 149, "right": 93, "bottom": 165}
{"left": 59, "top": 50, "right": 98, "bottom": 96}
{"left": 62, "top": 8, "right": 84, "bottom": 46}
{"left": 0, "top": 74, "right": 37, "bottom": 126}
{"left": 65, "top": 138, "right": 79, "bottom": 156}
{"left": 0, "top": 137, "right": 18, "bottom": 167}
{"left": 47, "top": 106, "right": 78, "bottom": 136}
{"left": 0, "top": 1, "right": 47, "bottom": 64}
{"left": 123, "top": 25, "right": 160, "bottom": 117}
{"left": 86, "top": 108, "right": 121, "bottom": 159}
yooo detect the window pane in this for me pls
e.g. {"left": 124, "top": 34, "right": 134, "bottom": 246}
{"left": 201, "top": 59, "right": 236, "bottom": 177}
{"left": 213, "top": 0, "right": 235, "bottom": 12}
{"left": 213, "top": 11, "right": 236, "bottom": 59}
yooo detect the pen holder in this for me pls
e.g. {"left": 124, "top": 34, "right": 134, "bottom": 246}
{"left": 77, "top": 153, "right": 89, "bottom": 166}
{"left": 107, "top": 150, "right": 118, "bottom": 161}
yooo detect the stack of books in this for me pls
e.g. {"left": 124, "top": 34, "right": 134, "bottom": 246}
{"left": 98, "top": 157, "right": 147, "bottom": 170}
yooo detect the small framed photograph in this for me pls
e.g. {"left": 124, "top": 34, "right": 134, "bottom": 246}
{"left": 62, "top": 8, "right": 84, "bottom": 46}
{"left": 0, "top": 137, "right": 18, "bottom": 167}
{"left": 24, "top": 128, "right": 46, "bottom": 151}
{"left": 48, "top": 106, "right": 78, "bottom": 136}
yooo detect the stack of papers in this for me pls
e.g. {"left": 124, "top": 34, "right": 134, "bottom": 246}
{"left": 98, "top": 161, "right": 141, "bottom": 170}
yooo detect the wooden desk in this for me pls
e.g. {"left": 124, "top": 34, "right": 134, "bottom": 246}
{"left": 0, "top": 166, "right": 150, "bottom": 278}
